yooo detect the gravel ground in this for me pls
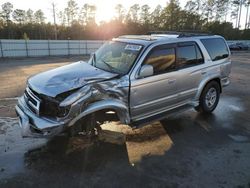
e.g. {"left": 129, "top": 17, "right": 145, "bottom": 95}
{"left": 0, "top": 53, "right": 249, "bottom": 188}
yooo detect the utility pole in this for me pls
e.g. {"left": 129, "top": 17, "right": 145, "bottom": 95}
{"left": 245, "top": 2, "right": 249, "bottom": 29}
{"left": 237, "top": 0, "right": 243, "bottom": 29}
{"left": 235, "top": 6, "right": 239, "bottom": 28}
{"left": 248, "top": 7, "right": 250, "bottom": 28}
{"left": 225, "top": 0, "right": 230, "bottom": 22}
{"left": 52, "top": 2, "right": 57, "bottom": 40}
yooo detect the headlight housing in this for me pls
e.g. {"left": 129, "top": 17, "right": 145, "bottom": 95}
{"left": 57, "top": 106, "right": 71, "bottom": 117}
{"left": 59, "top": 85, "right": 92, "bottom": 107}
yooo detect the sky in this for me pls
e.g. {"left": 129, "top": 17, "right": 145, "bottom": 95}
{"left": 0, "top": 0, "right": 248, "bottom": 28}
{"left": 0, "top": 0, "right": 187, "bottom": 23}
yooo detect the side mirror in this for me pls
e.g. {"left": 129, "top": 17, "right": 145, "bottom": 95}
{"left": 89, "top": 53, "right": 95, "bottom": 65}
{"left": 137, "top": 65, "right": 154, "bottom": 78}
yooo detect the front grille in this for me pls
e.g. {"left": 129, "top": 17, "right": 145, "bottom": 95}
{"left": 24, "top": 87, "right": 69, "bottom": 118}
{"left": 24, "top": 87, "right": 41, "bottom": 115}
{"left": 40, "top": 98, "right": 69, "bottom": 118}
{"left": 24, "top": 90, "right": 37, "bottom": 106}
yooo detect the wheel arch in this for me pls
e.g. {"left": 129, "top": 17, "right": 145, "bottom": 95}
{"left": 195, "top": 77, "right": 222, "bottom": 101}
{"left": 68, "top": 99, "right": 130, "bottom": 127}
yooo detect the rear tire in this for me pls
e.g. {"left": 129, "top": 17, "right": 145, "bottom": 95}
{"left": 195, "top": 81, "right": 220, "bottom": 113}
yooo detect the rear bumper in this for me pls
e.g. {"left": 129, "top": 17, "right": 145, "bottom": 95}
{"left": 221, "top": 77, "right": 230, "bottom": 87}
{"left": 15, "top": 96, "right": 65, "bottom": 138}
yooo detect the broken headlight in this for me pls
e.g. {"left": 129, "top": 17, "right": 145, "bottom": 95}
{"left": 57, "top": 106, "right": 70, "bottom": 118}
{"left": 40, "top": 96, "right": 70, "bottom": 118}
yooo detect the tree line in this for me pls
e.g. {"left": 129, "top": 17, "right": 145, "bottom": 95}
{"left": 0, "top": 0, "right": 250, "bottom": 40}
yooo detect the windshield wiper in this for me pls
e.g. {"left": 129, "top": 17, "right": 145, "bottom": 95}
{"left": 100, "top": 59, "right": 124, "bottom": 74}
{"left": 101, "top": 59, "right": 115, "bottom": 72}
{"left": 92, "top": 54, "right": 123, "bottom": 75}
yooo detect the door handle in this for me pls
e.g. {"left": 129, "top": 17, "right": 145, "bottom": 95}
{"left": 168, "top": 79, "right": 176, "bottom": 84}
{"left": 201, "top": 71, "right": 207, "bottom": 75}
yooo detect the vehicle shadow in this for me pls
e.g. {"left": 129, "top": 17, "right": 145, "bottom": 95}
{"left": 23, "top": 112, "right": 220, "bottom": 173}
{"left": 24, "top": 108, "right": 240, "bottom": 170}
{"left": 24, "top": 121, "right": 173, "bottom": 170}
{"left": 18, "top": 110, "right": 245, "bottom": 187}
{"left": 24, "top": 134, "right": 130, "bottom": 173}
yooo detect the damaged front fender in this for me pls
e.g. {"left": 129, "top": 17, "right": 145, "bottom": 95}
{"left": 61, "top": 75, "right": 131, "bottom": 126}
{"left": 69, "top": 99, "right": 130, "bottom": 126}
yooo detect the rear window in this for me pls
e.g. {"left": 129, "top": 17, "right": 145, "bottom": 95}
{"left": 176, "top": 42, "right": 204, "bottom": 69}
{"left": 201, "top": 38, "right": 229, "bottom": 61}
{"left": 177, "top": 45, "right": 197, "bottom": 68}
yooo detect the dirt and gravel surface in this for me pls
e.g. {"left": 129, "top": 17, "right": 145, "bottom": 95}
{"left": 0, "top": 53, "right": 249, "bottom": 188}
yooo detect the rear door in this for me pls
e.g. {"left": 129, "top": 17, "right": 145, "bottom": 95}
{"left": 174, "top": 42, "right": 205, "bottom": 103}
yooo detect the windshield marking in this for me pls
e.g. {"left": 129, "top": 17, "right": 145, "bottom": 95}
{"left": 125, "top": 44, "right": 142, "bottom": 51}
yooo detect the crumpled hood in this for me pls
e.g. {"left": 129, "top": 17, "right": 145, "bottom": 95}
{"left": 28, "top": 61, "right": 117, "bottom": 97}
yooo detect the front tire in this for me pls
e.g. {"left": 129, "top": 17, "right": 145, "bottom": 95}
{"left": 67, "top": 113, "right": 98, "bottom": 137}
{"left": 195, "top": 81, "right": 220, "bottom": 113}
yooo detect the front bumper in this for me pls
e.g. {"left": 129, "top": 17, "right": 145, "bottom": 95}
{"left": 15, "top": 96, "right": 65, "bottom": 138}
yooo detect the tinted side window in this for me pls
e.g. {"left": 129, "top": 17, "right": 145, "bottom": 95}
{"left": 177, "top": 45, "right": 199, "bottom": 69}
{"left": 144, "top": 48, "right": 176, "bottom": 75}
{"left": 196, "top": 45, "right": 204, "bottom": 64}
{"left": 201, "top": 38, "right": 229, "bottom": 61}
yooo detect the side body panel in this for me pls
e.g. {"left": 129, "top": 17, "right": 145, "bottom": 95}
{"left": 129, "top": 37, "right": 232, "bottom": 121}
{"left": 130, "top": 71, "right": 179, "bottom": 121}
{"left": 193, "top": 38, "right": 231, "bottom": 101}
{"left": 174, "top": 65, "right": 204, "bottom": 104}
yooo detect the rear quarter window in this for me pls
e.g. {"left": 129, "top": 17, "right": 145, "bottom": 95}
{"left": 201, "top": 38, "right": 229, "bottom": 61}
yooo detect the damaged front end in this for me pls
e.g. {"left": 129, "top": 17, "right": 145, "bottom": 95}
{"left": 15, "top": 62, "right": 131, "bottom": 138}
{"left": 16, "top": 41, "right": 144, "bottom": 138}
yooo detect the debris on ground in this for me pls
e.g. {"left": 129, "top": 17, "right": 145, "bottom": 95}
{"left": 228, "top": 134, "right": 249, "bottom": 142}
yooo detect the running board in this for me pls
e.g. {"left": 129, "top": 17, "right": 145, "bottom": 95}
{"left": 130, "top": 104, "right": 193, "bottom": 129}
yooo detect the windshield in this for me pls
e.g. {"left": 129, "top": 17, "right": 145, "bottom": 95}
{"left": 90, "top": 41, "right": 143, "bottom": 75}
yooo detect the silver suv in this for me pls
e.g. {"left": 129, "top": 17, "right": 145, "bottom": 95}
{"left": 16, "top": 33, "right": 231, "bottom": 137}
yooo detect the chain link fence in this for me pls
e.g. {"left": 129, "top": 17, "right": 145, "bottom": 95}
{"left": 0, "top": 39, "right": 249, "bottom": 58}
{"left": 0, "top": 39, "right": 106, "bottom": 58}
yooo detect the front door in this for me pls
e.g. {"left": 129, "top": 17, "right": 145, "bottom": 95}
{"left": 130, "top": 44, "right": 179, "bottom": 121}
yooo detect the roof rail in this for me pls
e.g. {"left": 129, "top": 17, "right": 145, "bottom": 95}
{"left": 148, "top": 31, "right": 212, "bottom": 38}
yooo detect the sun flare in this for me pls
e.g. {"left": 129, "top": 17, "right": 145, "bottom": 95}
{"left": 95, "top": 2, "right": 116, "bottom": 23}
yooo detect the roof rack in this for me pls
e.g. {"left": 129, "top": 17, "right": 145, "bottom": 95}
{"left": 147, "top": 31, "right": 212, "bottom": 38}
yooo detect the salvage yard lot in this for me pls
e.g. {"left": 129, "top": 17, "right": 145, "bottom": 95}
{"left": 0, "top": 53, "right": 250, "bottom": 188}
